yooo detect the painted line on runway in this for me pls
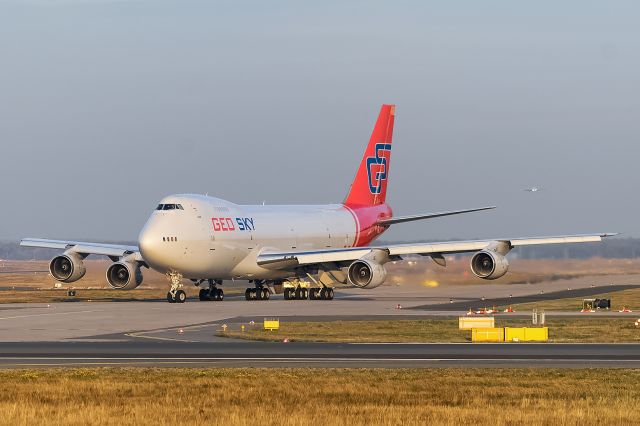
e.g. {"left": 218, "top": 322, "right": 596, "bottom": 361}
{"left": 0, "top": 310, "right": 99, "bottom": 321}
{"left": 125, "top": 333, "right": 196, "bottom": 343}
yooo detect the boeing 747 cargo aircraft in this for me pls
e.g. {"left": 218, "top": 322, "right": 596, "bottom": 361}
{"left": 22, "top": 105, "right": 614, "bottom": 303}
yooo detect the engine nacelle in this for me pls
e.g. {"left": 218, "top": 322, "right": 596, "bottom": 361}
{"left": 49, "top": 253, "right": 86, "bottom": 283}
{"left": 470, "top": 250, "right": 509, "bottom": 280}
{"left": 347, "top": 259, "right": 387, "bottom": 289}
{"left": 106, "top": 261, "right": 143, "bottom": 290}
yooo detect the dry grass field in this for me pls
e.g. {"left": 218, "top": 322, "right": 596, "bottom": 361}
{"left": 0, "top": 368, "right": 637, "bottom": 426}
{"left": 223, "top": 317, "right": 640, "bottom": 343}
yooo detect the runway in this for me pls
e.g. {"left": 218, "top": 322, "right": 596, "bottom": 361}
{"left": 0, "top": 340, "right": 639, "bottom": 368}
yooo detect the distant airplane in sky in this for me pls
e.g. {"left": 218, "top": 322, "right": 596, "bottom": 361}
{"left": 21, "top": 105, "right": 614, "bottom": 303}
{"left": 523, "top": 186, "right": 543, "bottom": 192}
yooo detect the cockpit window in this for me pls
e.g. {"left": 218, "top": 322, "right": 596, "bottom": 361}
{"left": 157, "top": 204, "right": 184, "bottom": 211}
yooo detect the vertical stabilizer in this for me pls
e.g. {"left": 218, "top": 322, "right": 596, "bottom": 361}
{"left": 344, "top": 104, "right": 395, "bottom": 206}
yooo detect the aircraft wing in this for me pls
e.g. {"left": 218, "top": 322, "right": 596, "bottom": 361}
{"left": 20, "top": 238, "right": 142, "bottom": 261}
{"left": 256, "top": 233, "right": 616, "bottom": 270}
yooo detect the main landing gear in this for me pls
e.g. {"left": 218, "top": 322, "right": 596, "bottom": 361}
{"left": 283, "top": 286, "right": 334, "bottom": 300}
{"left": 245, "top": 282, "right": 271, "bottom": 301}
{"left": 240, "top": 279, "right": 335, "bottom": 301}
{"left": 199, "top": 279, "right": 224, "bottom": 301}
{"left": 167, "top": 272, "right": 186, "bottom": 304}
{"left": 283, "top": 287, "right": 308, "bottom": 300}
{"left": 309, "top": 287, "right": 334, "bottom": 300}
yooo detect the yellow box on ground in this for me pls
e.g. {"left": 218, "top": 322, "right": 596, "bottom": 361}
{"left": 505, "top": 327, "right": 548, "bottom": 342}
{"left": 263, "top": 318, "right": 280, "bottom": 331}
{"left": 471, "top": 327, "right": 504, "bottom": 342}
{"left": 459, "top": 317, "right": 495, "bottom": 330}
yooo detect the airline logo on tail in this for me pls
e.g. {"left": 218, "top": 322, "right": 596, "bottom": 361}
{"left": 366, "top": 143, "right": 392, "bottom": 194}
{"left": 344, "top": 104, "right": 395, "bottom": 206}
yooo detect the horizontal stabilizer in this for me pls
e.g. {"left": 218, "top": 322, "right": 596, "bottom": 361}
{"left": 377, "top": 206, "right": 496, "bottom": 226}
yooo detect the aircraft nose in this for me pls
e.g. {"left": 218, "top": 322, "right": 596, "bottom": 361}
{"left": 138, "top": 219, "right": 164, "bottom": 269}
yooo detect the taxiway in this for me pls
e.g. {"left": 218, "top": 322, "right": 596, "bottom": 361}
{"left": 0, "top": 281, "right": 638, "bottom": 368}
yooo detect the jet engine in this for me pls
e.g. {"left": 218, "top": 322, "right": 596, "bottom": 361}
{"left": 347, "top": 259, "right": 387, "bottom": 289}
{"left": 49, "top": 253, "right": 86, "bottom": 283}
{"left": 106, "top": 261, "right": 143, "bottom": 290}
{"left": 470, "top": 250, "right": 509, "bottom": 280}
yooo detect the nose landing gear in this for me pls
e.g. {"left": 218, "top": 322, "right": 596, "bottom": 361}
{"left": 166, "top": 272, "right": 185, "bottom": 303}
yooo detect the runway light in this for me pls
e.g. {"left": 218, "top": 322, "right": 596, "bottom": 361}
{"left": 178, "top": 329, "right": 184, "bottom": 334}
{"left": 283, "top": 338, "right": 290, "bottom": 343}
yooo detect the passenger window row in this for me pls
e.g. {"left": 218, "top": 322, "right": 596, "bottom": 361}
{"left": 156, "top": 204, "right": 184, "bottom": 211}
{"left": 163, "top": 237, "right": 178, "bottom": 242}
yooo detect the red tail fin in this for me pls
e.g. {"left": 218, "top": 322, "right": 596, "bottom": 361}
{"left": 344, "top": 104, "right": 395, "bottom": 206}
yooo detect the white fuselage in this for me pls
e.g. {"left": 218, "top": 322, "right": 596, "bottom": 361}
{"left": 138, "top": 194, "right": 358, "bottom": 280}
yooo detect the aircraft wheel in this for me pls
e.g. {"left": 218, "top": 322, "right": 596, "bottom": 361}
{"left": 175, "top": 290, "right": 187, "bottom": 303}
{"left": 217, "top": 289, "right": 224, "bottom": 301}
{"left": 320, "top": 288, "right": 327, "bottom": 300}
{"left": 301, "top": 288, "right": 308, "bottom": 300}
{"left": 309, "top": 288, "right": 317, "bottom": 300}
{"left": 326, "top": 288, "right": 334, "bottom": 300}
{"left": 245, "top": 289, "right": 252, "bottom": 300}
{"left": 199, "top": 289, "right": 209, "bottom": 301}
{"left": 262, "top": 288, "right": 270, "bottom": 300}
{"left": 294, "top": 287, "right": 302, "bottom": 300}
{"left": 284, "top": 288, "right": 292, "bottom": 300}
{"left": 167, "top": 291, "right": 176, "bottom": 303}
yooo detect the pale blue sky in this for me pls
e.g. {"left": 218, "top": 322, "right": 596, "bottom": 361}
{"left": 0, "top": 1, "right": 638, "bottom": 241}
